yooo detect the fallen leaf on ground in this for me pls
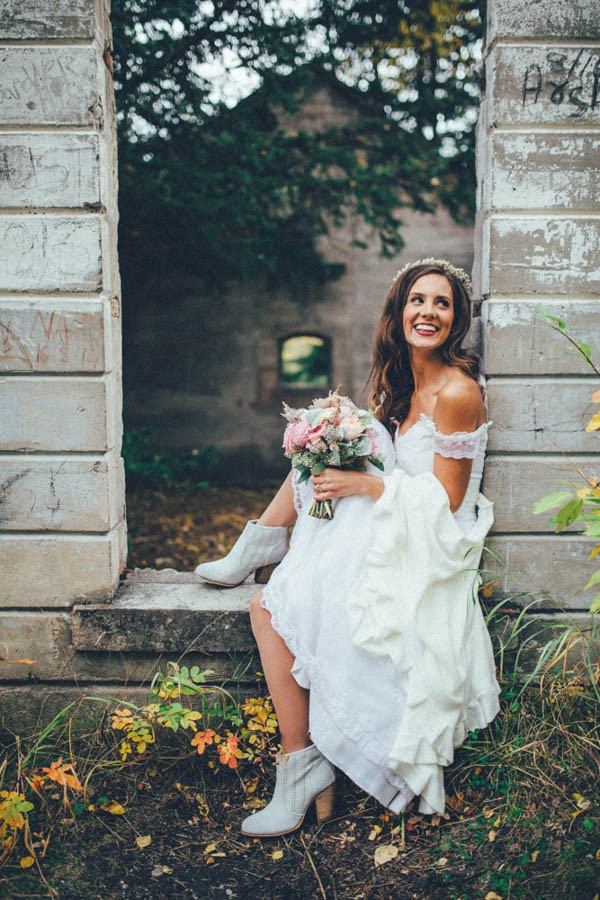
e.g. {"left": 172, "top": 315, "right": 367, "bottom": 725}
{"left": 100, "top": 800, "right": 126, "bottom": 815}
{"left": 272, "top": 849, "right": 283, "bottom": 861}
{"left": 374, "top": 844, "right": 398, "bottom": 867}
{"left": 135, "top": 835, "right": 151, "bottom": 849}
{"left": 151, "top": 865, "right": 172, "bottom": 877}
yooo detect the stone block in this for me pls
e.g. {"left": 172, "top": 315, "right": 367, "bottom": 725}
{"left": 485, "top": 535, "right": 598, "bottom": 608}
{"left": 489, "top": 45, "right": 600, "bottom": 126}
{"left": 0, "top": 47, "right": 97, "bottom": 127}
{"left": 486, "top": 378, "right": 598, "bottom": 452}
{"left": 489, "top": 132, "right": 599, "bottom": 212}
{"left": 0, "top": 298, "right": 105, "bottom": 373}
{"left": 0, "top": 452, "right": 123, "bottom": 532}
{"left": 0, "top": 0, "right": 96, "bottom": 40}
{"left": 483, "top": 454, "right": 598, "bottom": 532}
{"left": 488, "top": 0, "right": 600, "bottom": 42}
{"left": 0, "top": 609, "right": 254, "bottom": 685}
{"left": 483, "top": 299, "right": 600, "bottom": 375}
{"left": 0, "top": 215, "right": 102, "bottom": 293}
{"left": 0, "top": 376, "right": 109, "bottom": 452}
{"left": 486, "top": 217, "right": 600, "bottom": 296}
{"left": 0, "top": 524, "right": 124, "bottom": 606}
{"left": 0, "top": 134, "right": 100, "bottom": 210}
{"left": 72, "top": 582, "right": 256, "bottom": 653}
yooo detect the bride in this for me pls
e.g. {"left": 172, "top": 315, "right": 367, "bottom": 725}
{"left": 196, "top": 259, "right": 500, "bottom": 837}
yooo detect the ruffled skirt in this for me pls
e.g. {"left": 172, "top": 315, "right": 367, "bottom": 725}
{"left": 261, "top": 481, "right": 415, "bottom": 812}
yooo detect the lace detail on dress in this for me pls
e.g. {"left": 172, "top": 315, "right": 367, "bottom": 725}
{"left": 409, "top": 413, "right": 489, "bottom": 460}
{"left": 434, "top": 427, "right": 483, "bottom": 459}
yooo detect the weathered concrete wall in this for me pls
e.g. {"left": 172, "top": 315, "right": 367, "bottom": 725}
{"left": 0, "top": 0, "right": 125, "bottom": 617}
{"left": 124, "top": 206, "right": 474, "bottom": 468}
{"left": 478, "top": 0, "right": 600, "bottom": 607}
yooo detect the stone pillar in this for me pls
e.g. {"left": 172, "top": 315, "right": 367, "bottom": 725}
{"left": 0, "top": 1, "right": 126, "bottom": 614}
{"left": 477, "top": 0, "right": 600, "bottom": 607}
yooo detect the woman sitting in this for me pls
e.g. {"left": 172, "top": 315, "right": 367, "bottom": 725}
{"left": 196, "top": 259, "right": 500, "bottom": 836}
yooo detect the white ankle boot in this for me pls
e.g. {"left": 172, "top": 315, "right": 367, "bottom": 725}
{"left": 194, "top": 520, "right": 288, "bottom": 587}
{"left": 241, "top": 744, "right": 335, "bottom": 837}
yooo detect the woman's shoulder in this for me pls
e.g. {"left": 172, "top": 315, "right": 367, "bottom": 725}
{"left": 435, "top": 370, "right": 486, "bottom": 434}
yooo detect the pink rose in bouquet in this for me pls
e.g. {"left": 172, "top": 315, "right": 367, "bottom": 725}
{"left": 281, "top": 389, "right": 385, "bottom": 519}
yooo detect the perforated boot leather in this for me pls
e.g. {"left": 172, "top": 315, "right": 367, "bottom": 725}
{"left": 241, "top": 744, "right": 336, "bottom": 837}
{"left": 194, "top": 520, "right": 288, "bottom": 586}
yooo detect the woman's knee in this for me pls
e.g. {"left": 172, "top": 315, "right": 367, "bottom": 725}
{"left": 249, "top": 589, "right": 268, "bottom": 634}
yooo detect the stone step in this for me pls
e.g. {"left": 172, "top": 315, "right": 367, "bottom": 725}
{"left": 72, "top": 569, "right": 257, "bottom": 654}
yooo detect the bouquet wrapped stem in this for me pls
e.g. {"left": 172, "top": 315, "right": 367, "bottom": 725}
{"left": 282, "top": 390, "right": 384, "bottom": 520}
{"left": 308, "top": 463, "right": 334, "bottom": 519}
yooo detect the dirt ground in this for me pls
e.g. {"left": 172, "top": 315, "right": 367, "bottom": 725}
{"left": 125, "top": 483, "right": 279, "bottom": 572}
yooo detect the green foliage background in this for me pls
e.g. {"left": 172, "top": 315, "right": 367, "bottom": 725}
{"left": 112, "top": 0, "right": 482, "bottom": 293}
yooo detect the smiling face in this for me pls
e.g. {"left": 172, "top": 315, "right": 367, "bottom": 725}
{"left": 401, "top": 272, "right": 454, "bottom": 352}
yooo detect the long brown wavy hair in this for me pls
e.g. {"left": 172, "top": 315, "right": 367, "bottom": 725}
{"left": 368, "top": 262, "right": 480, "bottom": 431}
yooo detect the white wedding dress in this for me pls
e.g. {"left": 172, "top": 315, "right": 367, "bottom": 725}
{"left": 260, "top": 413, "right": 499, "bottom": 814}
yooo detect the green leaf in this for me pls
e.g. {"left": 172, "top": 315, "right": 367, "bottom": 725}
{"left": 295, "top": 465, "right": 310, "bottom": 484}
{"left": 583, "top": 569, "right": 600, "bottom": 591}
{"left": 538, "top": 307, "right": 566, "bottom": 332}
{"left": 584, "top": 522, "right": 600, "bottom": 538}
{"left": 566, "top": 342, "right": 591, "bottom": 360}
{"left": 555, "top": 498, "right": 583, "bottom": 532}
{"left": 370, "top": 457, "right": 385, "bottom": 471}
{"left": 311, "top": 462, "right": 326, "bottom": 474}
{"left": 589, "top": 593, "right": 600, "bottom": 615}
{"left": 531, "top": 491, "right": 573, "bottom": 515}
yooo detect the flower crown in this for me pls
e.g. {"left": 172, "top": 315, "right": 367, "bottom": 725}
{"left": 391, "top": 258, "right": 472, "bottom": 296}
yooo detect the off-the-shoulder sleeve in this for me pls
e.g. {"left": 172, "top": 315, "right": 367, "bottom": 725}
{"left": 433, "top": 423, "right": 489, "bottom": 460}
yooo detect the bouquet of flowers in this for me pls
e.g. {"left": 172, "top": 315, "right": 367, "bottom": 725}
{"left": 282, "top": 389, "right": 385, "bottom": 519}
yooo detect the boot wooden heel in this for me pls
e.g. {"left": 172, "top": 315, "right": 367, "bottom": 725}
{"left": 254, "top": 562, "right": 280, "bottom": 584}
{"left": 314, "top": 782, "right": 335, "bottom": 824}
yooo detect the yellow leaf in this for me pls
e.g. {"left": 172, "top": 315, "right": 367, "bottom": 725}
{"left": 135, "top": 835, "right": 152, "bottom": 849}
{"left": 20, "top": 856, "right": 35, "bottom": 869}
{"left": 272, "top": 849, "right": 284, "bottom": 861}
{"left": 482, "top": 807, "right": 495, "bottom": 819}
{"left": 374, "top": 844, "right": 399, "bottom": 867}
{"left": 572, "top": 792, "right": 591, "bottom": 810}
{"left": 530, "top": 850, "right": 540, "bottom": 862}
{"left": 595, "top": 848, "right": 600, "bottom": 861}
{"left": 485, "top": 894, "right": 503, "bottom": 900}
{"left": 101, "top": 800, "right": 126, "bottom": 815}
{"left": 585, "top": 412, "right": 600, "bottom": 432}
{"left": 436, "top": 856, "right": 448, "bottom": 867}
{"left": 488, "top": 829, "right": 497, "bottom": 842}
{"left": 204, "top": 842, "right": 217, "bottom": 855}
{"left": 368, "top": 824, "right": 382, "bottom": 841}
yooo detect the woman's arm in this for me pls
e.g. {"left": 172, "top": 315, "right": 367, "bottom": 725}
{"left": 432, "top": 379, "right": 485, "bottom": 513}
{"left": 311, "top": 467, "right": 385, "bottom": 502}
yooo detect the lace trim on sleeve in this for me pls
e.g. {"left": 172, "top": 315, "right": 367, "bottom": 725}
{"left": 433, "top": 421, "right": 489, "bottom": 460}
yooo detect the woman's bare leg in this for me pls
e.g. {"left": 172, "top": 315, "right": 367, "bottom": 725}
{"left": 257, "top": 471, "right": 297, "bottom": 528}
{"left": 250, "top": 589, "right": 310, "bottom": 754}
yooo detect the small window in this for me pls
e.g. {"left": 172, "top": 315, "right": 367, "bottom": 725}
{"left": 279, "top": 334, "right": 331, "bottom": 389}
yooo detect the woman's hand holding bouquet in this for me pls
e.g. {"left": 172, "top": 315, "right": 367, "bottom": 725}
{"left": 282, "top": 390, "right": 385, "bottom": 519}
